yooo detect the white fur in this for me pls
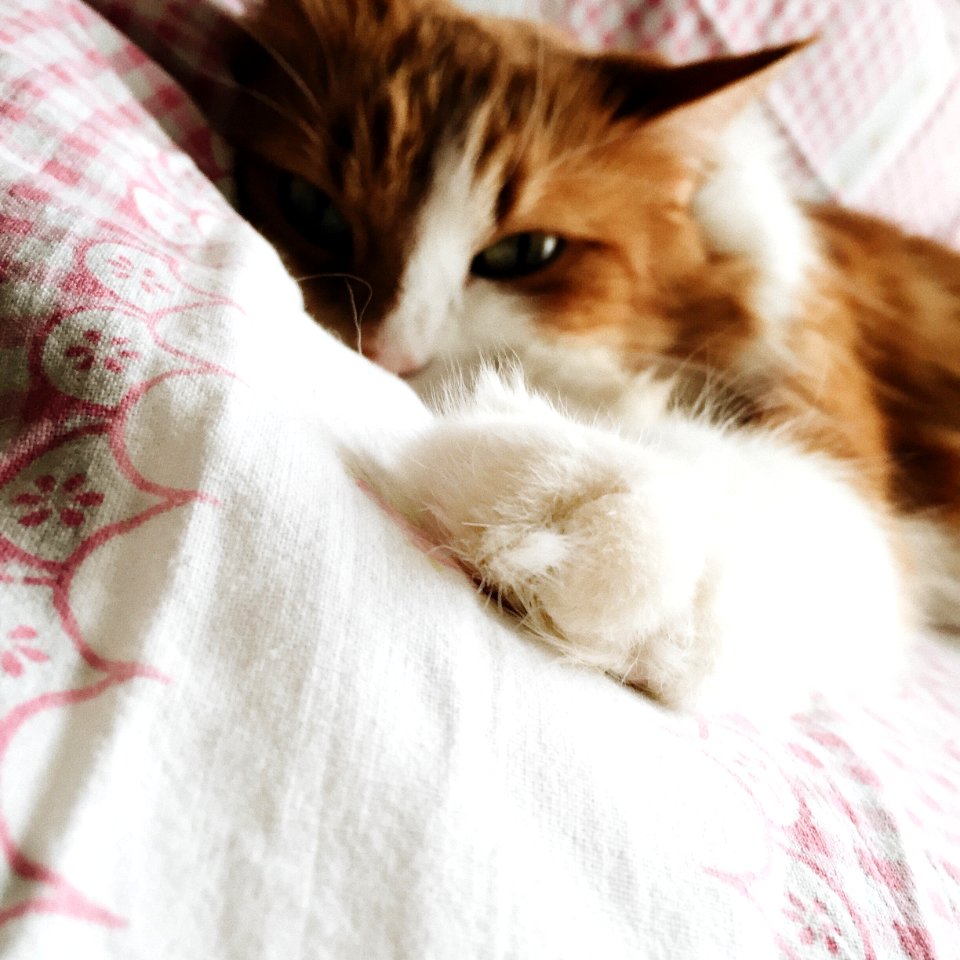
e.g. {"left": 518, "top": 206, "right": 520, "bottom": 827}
{"left": 694, "top": 108, "right": 819, "bottom": 349}
{"left": 374, "top": 142, "right": 497, "bottom": 372}
{"left": 900, "top": 517, "right": 960, "bottom": 626}
{"left": 366, "top": 370, "right": 911, "bottom": 710}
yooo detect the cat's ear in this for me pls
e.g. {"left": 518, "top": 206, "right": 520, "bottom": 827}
{"left": 594, "top": 41, "right": 810, "bottom": 132}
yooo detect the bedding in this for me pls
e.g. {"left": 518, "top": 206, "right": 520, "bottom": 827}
{"left": 1, "top": 0, "right": 960, "bottom": 957}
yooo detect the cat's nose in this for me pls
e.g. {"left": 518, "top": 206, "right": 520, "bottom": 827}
{"left": 360, "top": 338, "right": 425, "bottom": 378}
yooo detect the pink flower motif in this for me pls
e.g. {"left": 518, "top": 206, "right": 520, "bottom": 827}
{"left": 105, "top": 254, "right": 171, "bottom": 294}
{"left": 11, "top": 472, "right": 105, "bottom": 529}
{"left": 101, "top": 336, "right": 141, "bottom": 373}
{"left": 106, "top": 253, "right": 134, "bottom": 279}
{"left": 1, "top": 624, "right": 48, "bottom": 678}
{"left": 137, "top": 266, "right": 171, "bottom": 295}
{"left": 63, "top": 327, "right": 141, "bottom": 375}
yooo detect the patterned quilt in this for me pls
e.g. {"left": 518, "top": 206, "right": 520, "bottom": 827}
{"left": 2, "top": 1, "right": 959, "bottom": 957}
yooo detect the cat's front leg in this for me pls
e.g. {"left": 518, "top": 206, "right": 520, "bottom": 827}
{"left": 364, "top": 373, "right": 911, "bottom": 709}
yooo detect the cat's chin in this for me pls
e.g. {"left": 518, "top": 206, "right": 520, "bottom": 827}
{"left": 401, "top": 351, "right": 500, "bottom": 407}
{"left": 399, "top": 358, "right": 447, "bottom": 402}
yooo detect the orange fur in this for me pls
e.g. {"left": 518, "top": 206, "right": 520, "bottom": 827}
{"left": 226, "top": 0, "right": 960, "bottom": 602}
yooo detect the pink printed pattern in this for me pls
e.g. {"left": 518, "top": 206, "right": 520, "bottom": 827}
{"left": 2, "top": 0, "right": 960, "bottom": 954}
{"left": 1, "top": 627, "right": 48, "bottom": 679}
{"left": 689, "top": 680, "right": 960, "bottom": 959}
{"left": 0, "top": 0, "right": 239, "bottom": 931}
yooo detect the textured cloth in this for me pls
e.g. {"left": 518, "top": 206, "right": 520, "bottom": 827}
{"left": 2, "top": 1, "right": 960, "bottom": 958}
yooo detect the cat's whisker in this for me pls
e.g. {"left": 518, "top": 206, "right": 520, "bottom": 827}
{"left": 291, "top": 270, "right": 374, "bottom": 353}
{"left": 176, "top": 58, "right": 329, "bottom": 151}
{"left": 292, "top": 269, "right": 373, "bottom": 307}
{"left": 344, "top": 279, "right": 362, "bottom": 353}
{"left": 232, "top": 15, "right": 327, "bottom": 123}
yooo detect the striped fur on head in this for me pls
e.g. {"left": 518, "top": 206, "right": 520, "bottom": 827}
{"left": 229, "top": 0, "right": 960, "bottom": 583}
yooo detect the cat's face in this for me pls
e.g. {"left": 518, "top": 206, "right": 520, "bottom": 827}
{"left": 230, "top": 0, "right": 795, "bottom": 392}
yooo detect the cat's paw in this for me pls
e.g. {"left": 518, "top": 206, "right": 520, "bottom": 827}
{"left": 357, "top": 371, "right": 911, "bottom": 710}
{"left": 375, "top": 374, "right": 717, "bottom": 704}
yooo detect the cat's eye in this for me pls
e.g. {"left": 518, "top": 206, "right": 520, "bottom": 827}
{"left": 471, "top": 232, "right": 566, "bottom": 280}
{"left": 276, "top": 172, "right": 352, "bottom": 257}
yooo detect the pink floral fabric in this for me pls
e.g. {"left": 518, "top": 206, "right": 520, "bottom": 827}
{"left": 2, "top": 1, "right": 960, "bottom": 958}
{"left": 0, "top": 0, "right": 241, "bottom": 934}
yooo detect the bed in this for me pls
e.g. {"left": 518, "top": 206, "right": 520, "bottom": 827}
{"left": 2, "top": 0, "right": 959, "bottom": 956}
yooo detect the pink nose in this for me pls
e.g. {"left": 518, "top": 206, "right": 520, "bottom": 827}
{"left": 361, "top": 340, "right": 424, "bottom": 378}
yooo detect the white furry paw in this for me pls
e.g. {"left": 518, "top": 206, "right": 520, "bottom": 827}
{"left": 360, "top": 371, "right": 910, "bottom": 711}
{"left": 375, "top": 374, "right": 717, "bottom": 705}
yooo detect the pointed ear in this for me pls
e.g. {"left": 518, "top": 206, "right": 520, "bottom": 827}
{"left": 595, "top": 40, "right": 811, "bottom": 129}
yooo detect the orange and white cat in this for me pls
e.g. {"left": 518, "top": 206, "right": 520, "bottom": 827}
{"left": 226, "top": 0, "right": 960, "bottom": 708}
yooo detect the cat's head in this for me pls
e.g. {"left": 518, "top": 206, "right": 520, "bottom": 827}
{"left": 228, "top": 0, "right": 803, "bottom": 395}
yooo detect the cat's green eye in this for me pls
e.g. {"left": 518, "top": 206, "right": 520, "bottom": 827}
{"left": 471, "top": 232, "right": 566, "bottom": 280}
{"left": 276, "top": 172, "right": 352, "bottom": 257}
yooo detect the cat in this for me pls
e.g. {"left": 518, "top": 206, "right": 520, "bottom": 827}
{"left": 223, "top": 0, "right": 960, "bottom": 709}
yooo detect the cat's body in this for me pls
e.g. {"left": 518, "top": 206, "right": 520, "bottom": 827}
{"left": 228, "top": 0, "right": 960, "bottom": 707}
